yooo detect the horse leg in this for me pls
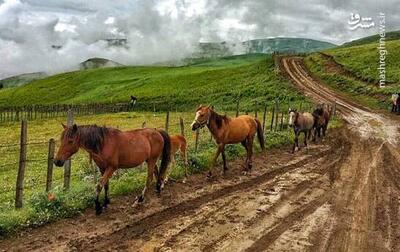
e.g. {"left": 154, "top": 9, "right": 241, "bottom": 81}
{"left": 182, "top": 146, "right": 189, "bottom": 180}
{"left": 292, "top": 131, "right": 298, "bottom": 153}
{"left": 304, "top": 131, "right": 308, "bottom": 147}
{"left": 104, "top": 181, "right": 110, "bottom": 208}
{"left": 138, "top": 159, "right": 156, "bottom": 203}
{"left": 246, "top": 136, "right": 254, "bottom": 172}
{"left": 312, "top": 127, "right": 317, "bottom": 142}
{"left": 241, "top": 139, "right": 249, "bottom": 168}
{"left": 165, "top": 154, "right": 175, "bottom": 184}
{"left": 209, "top": 144, "right": 223, "bottom": 177}
{"left": 95, "top": 167, "right": 113, "bottom": 215}
{"left": 221, "top": 147, "right": 227, "bottom": 174}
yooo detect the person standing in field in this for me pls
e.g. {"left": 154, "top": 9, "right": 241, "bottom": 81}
{"left": 130, "top": 95, "right": 137, "bottom": 111}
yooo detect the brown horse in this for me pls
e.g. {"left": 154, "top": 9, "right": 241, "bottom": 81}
{"left": 288, "top": 108, "right": 314, "bottom": 153}
{"left": 312, "top": 105, "right": 331, "bottom": 141}
{"left": 191, "top": 105, "right": 265, "bottom": 175}
{"left": 54, "top": 124, "right": 171, "bottom": 215}
{"left": 165, "top": 134, "right": 189, "bottom": 182}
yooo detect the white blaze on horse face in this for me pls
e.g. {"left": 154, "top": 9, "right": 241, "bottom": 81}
{"left": 288, "top": 111, "right": 295, "bottom": 126}
{"left": 191, "top": 111, "right": 201, "bottom": 128}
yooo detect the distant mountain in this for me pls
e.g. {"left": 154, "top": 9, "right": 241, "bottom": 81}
{"left": 195, "top": 38, "right": 336, "bottom": 58}
{"left": 341, "top": 30, "right": 400, "bottom": 47}
{"left": 0, "top": 72, "right": 48, "bottom": 88}
{"left": 79, "top": 58, "right": 124, "bottom": 70}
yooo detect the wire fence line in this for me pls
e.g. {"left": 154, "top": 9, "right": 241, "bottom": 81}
{"left": 0, "top": 100, "right": 337, "bottom": 209}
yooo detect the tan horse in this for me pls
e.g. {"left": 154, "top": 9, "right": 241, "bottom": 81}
{"left": 288, "top": 108, "right": 314, "bottom": 153}
{"left": 191, "top": 105, "right": 265, "bottom": 175}
{"left": 54, "top": 124, "right": 171, "bottom": 215}
{"left": 165, "top": 134, "right": 189, "bottom": 182}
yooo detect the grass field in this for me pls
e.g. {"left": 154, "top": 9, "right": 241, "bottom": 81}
{"left": 0, "top": 53, "right": 317, "bottom": 235}
{"left": 325, "top": 40, "right": 400, "bottom": 84}
{"left": 1, "top": 101, "right": 329, "bottom": 235}
{"left": 305, "top": 40, "right": 400, "bottom": 109}
{"left": 0, "top": 54, "right": 308, "bottom": 111}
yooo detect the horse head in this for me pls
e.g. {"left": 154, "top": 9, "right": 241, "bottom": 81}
{"left": 288, "top": 108, "right": 298, "bottom": 127}
{"left": 54, "top": 123, "right": 80, "bottom": 167}
{"left": 191, "top": 105, "right": 212, "bottom": 131}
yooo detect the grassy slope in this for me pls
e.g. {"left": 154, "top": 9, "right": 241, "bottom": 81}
{"left": 341, "top": 30, "right": 400, "bottom": 47}
{"left": 0, "top": 53, "right": 316, "bottom": 235}
{"left": 0, "top": 54, "right": 307, "bottom": 110}
{"left": 325, "top": 40, "right": 400, "bottom": 84}
{"left": 305, "top": 40, "right": 400, "bottom": 109}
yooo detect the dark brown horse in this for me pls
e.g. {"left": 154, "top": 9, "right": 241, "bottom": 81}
{"left": 54, "top": 124, "right": 171, "bottom": 215}
{"left": 312, "top": 105, "right": 331, "bottom": 141}
{"left": 288, "top": 108, "right": 314, "bottom": 153}
{"left": 191, "top": 105, "right": 265, "bottom": 175}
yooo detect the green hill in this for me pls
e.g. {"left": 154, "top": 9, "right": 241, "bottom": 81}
{"left": 325, "top": 40, "right": 400, "bottom": 84}
{"left": 305, "top": 40, "right": 400, "bottom": 109}
{"left": 341, "top": 30, "right": 400, "bottom": 47}
{"left": 0, "top": 54, "right": 307, "bottom": 110}
{"left": 0, "top": 72, "right": 48, "bottom": 88}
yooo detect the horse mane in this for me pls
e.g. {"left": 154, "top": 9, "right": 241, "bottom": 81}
{"left": 65, "top": 125, "right": 110, "bottom": 153}
{"left": 209, "top": 109, "right": 229, "bottom": 129}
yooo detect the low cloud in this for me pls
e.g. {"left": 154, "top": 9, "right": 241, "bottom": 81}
{"left": 0, "top": 0, "right": 398, "bottom": 78}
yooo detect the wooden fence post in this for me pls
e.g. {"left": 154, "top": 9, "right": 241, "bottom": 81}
{"left": 46, "top": 138, "right": 55, "bottom": 192}
{"left": 64, "top": 110, "right": 73, "bottom": 190}
{"left": 236, "top": 99, "right": 240, "bottom": 117}
{"left": 15, "top": 120, "right": 27, "bottom": 208}
{"left": 262, "top": 104, "right": 267, "bottom": 132}
{"left": 195, "top": 130, "right": 200, "bottom": 153}
{"left": 165, "top": 110, "right": 170, "bottom": 132}
{"left": 280, "top": 111, "right": 284, "bottom": 131}
{"left": 274, "top": 103, "right": 279, "bottom": 132}
{"left": 179, "top": 117, "right": 185, "bottom": 136}
{"left": 270, "top": 106, "right": 275, "bottom": 131}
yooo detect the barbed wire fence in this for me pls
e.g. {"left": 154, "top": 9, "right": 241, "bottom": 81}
{"left": 0, "top": 100, "right": 336, "bottom": 209}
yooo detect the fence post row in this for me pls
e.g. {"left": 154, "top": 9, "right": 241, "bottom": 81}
{"left": 64, "top": 109, "right": 73, "bottom": 190}
{"left": 15, "top": 120, "right": 27, "bottom": 208}
{"left": 46, "top": 138, "right": 55, "bottom": 192}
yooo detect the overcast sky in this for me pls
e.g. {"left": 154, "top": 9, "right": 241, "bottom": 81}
{"left": 0, "top": 0, "right": 398, "bottom": 78}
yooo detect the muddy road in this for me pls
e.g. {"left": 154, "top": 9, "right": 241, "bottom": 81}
{"left": 1, "top": 57, "right": 400, "bottom": 251}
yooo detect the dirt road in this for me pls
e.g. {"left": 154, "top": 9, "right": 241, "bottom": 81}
{"left": 1, "top": 57, "right": 400, "bottom": 251}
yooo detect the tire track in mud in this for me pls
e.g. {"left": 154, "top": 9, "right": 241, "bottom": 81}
{"left": 3, "top": 56, "right": 400, "bottom": 252}
{"left": 69, "top": 147, "right": 336, "bottom": 251}
{"left": 281, "top": 56, "right": 400, "bottom": 251}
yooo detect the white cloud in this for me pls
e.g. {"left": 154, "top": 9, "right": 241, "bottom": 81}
{"left": 0, "top": 0, "right": 398, "bottom": 78}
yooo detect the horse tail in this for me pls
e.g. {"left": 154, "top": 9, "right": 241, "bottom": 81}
{"left": 255, "top": 118, "right": 265, "bottom": 151}
{"left": 157, "top": 130, "right": 171, "bottom": 193}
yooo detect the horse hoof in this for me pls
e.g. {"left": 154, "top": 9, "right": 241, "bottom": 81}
{"left": 104, "top": 199, "right": 110, "bottom": 208}
{"left": 137, "top": 195, "right": 145, "bottom": 203}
